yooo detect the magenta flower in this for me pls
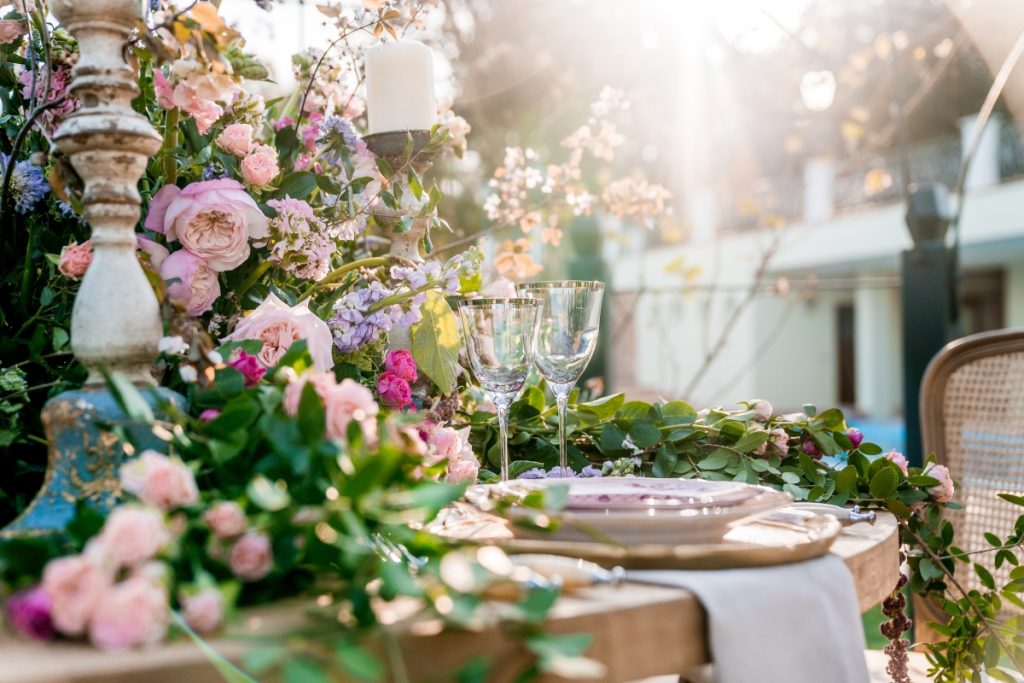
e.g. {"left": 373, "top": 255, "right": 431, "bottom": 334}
{"left": 801, "top": 436, "right": 822, "bottom": 460}
{"left": 377, "top": 372, "right": 412, "bottom": 410}
{"left": 229, "top": 350, "right": 266, "bottom": 387}
{"left": 199, "top": 409, "right": 221, "bottom": 422}
{"left": 384, "top": 349, "right": 418, "bottom": 383}
{"left": 5, "top": 586, "right": 55, "bottom": 640}
{"left": 847, "top": 428, "right": 864, "bottom": 448}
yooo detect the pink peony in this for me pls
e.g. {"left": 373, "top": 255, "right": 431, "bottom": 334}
{"left": 377, "top": 372, "right": 412, "bottom": 410}
{"left": 228, "top": 531, "right": 273, "bottom": 582}
{"left": 160, "top": 249, "right": 220, "bottom": 315}
{"left": 145, "top": 179, "right": 269, "bottom": 272}
{"left": 847, "top": 428, "right": 864, "bottom": 449}
{"left": 98, "top": 506, "right": 171, "bottom": 568}
{"left": 88, "top": 577, "right": 169, "bottom": 650}
{"left": 136, "top": 235, "right": 169, "bottom": 270}
{"left": 240, "top": 145, "right": 280, "bottom": 187}
{"left": 751, "top": 400, "right": 773, "bottom": 422}
{"left": 229, "top": 350, "right": 266, "bottom": 387}
{"left": 199, "top": 408, "right": 221, "bottom": 422}
{"left": 223, "top": 293, "right": 334, "bottom": 371}
{"left": 58, "top": 240, "right": 92, "bottom": 280}
{"left": 884, "top": 450, "right": 909, "bottom": 476}
{"left": 215, "top": 123, "right": 254, "bottom": 157}
{"left": 181, "top": 588, "right": 223, "bottom": 634}
{"left": 924, "top": 463, "right": 955, "bottom": 503}
{"left": 119, "top": 450, "right": 199, "bottom": 511}
{"left": 0, "top": 20, "right": 27, "bottom": 45}
{"left": 42, "top": 554, "right": 112, "bottom": 636}
{"left": 203, "top": 501, "right": 247, "bottom": 540}
{"left": 5, "top": 586, "right": 54, "bottom": 641}
{"left": 384, "top": 349, "right": 418, "bottom": 383}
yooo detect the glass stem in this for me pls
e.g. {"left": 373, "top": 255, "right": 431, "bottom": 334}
{"left": 496, "top": 397, "right": 511, "bottom": 482}
{"left": 555, "top": 386, "right": 570, "bottom": 476}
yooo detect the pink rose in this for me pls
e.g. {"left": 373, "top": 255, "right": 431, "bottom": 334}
{"left": 384, "top": 349, "right": 418, "bottom": 383}
{"left": 447, "top": 455, "right": 480, "bottom": 484}
{"left": 228, "top": 531, "right": 273, "bottom": 582}
{"left": 752, "top": 400, "right": 773, "bottom": 422}
{"left": 801, "top": 436, "right": 822, "bottom": 460}
{"left": 223, "top": 293, "right": 334, "bottom": 371}
{"left": 283, "top": 371, "right": 340, "bottom": 416}
{"left": 58, "top": 240, "right": 92, "bottom": 280}
{"left": 751, "top": 429, "right": 769, "bottom": 457}
{"left": 229, "top": 349, "right": 265, "bottom": 387}
{"left": 215, "top": 123, "right": 254, "bottom": 157}
{"left": 119, "top": 450, "right": 199, "bottom": 511}
{"left": 377, "top": 372, "right": 412, "bottom": 410}
{"left": 240, "top": 145, "right": 280, "bottom": 187}
{"left": 42, "top": 554, "right": 111, "bottom": 636}
{"left": 181, "top": 588, "right": 223, "bottom": 634}
{"left": 136, "top": 235, "right": 169, "bottom": 270}
{"left": 171, "top": 81, "right": 224, "bottom": 134}
{"left": 884, "top": 450, "right": 909, "bottom": 476}
{"left": 768, "top": 428, "right": 789, "bottom": 456}
{"left": 428, "top": 425, "right": 472, "bottom": 462}
{"left": 148, "top": 179, "right": 269, "bottom": 272}
{"left": 924, "top": 463, "right": 955, "bottom": 503}
{"left": 847, "top": 428, "right": 864, "bottom": 448}
{"left": 325, "top": 378, "right": 380, "bottom": 441}
{"left": 153, "top": 69, "right": 175, "bottom": 110}
{"left": 88, "top": 577, "right": 169, "bottom": 650}
{"left": 98, "top": 506, "right": 171, "bottom": 568}
{"left": 5, "top": 586, "right": 55, "bottom": 641}
{"left": 160, "top": 249, "right": 220, "bottom": 315}
{"left": 203, "top": 501, "right": 247, "bottom": 540}
{"left": 0, "top": 20, "right": 27, "bottom": 45}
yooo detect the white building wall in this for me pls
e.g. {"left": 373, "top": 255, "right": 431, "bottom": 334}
{"left": 854, "top": 283, "right": 903, "bottom": 418}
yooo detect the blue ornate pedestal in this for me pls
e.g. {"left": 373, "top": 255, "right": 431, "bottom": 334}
{"left": 1, "top": 386, "right": 182, "bottom": 538}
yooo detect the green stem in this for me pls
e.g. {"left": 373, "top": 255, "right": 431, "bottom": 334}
{"left": 163, "top": 108, "right": 180, "bottom": 185}
{"left": 366, "top": 281, "right": 436, "bottom": 314}
{"left": 297, "top": 256, "right": 390, "bottom": 302}
{"left": 18, "top": 227, "right": 34, "bottom": 314}
{"left": 235, "top": 260, "right": 273, "bottom": 301}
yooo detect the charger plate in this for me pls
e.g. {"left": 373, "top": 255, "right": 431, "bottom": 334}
{"left": 430, "top": 504, "right": 842, "bottom": 570}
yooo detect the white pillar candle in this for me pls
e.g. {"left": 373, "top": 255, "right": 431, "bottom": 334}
{"left": 365, "top": 40, "right": 437, "bottom": 134}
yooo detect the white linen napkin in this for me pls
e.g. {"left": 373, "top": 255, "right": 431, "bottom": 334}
{"left": 628, "top": 554, "right": 870, "bottom": 683}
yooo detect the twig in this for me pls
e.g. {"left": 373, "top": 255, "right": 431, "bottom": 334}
{"left": 295, "top": 22, "right": 376, "bottom": 133}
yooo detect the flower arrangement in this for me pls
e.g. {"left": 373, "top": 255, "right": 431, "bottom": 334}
{"left": 1, "top": 1, "right": 1023, "bottom": 681}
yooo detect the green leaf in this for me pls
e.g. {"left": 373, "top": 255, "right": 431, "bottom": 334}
{"left": 975, "top": 562, "right": 996, "bottom": 590}
{"left": 297, "top": 381, "right": 326, "bottom": 447}
{"left": 577, "top": 393, "right": 624, "bottom": 420}
{"left": 907, "top": 475, "right": 940, "bottom": 487}
{"left": 283, "top": 659, "right": 330, "bottom": 683}
{"left": 835, "top": 465, "right": 859, "bottom": 493}
{"left": 869, "top": 467, "right": 899, "bottom": 499}
{"left": 661, "top": 400, "right": 696, "bottom": 424}
{"left": 919, "top": 558, "right": 944, "bottom": 581}
{"left": 275, "top": 171, "right": 317, "bottom": 199}
{"left": 999, "top": 493, "right": 1024, "bottom": 507}
{"left": 335, "top": 643, "right": 383, "bottom": 682}
{"left": 816, "top": 408, "right": 845, "bottom": 429}
{"left": 172, "top": 612, "right": 259, "bottom": 683}
{"left": 652, "top": 445, "right": 678, "bottom": 478}
{"left": 51, "top": 327, "right": 69, "bottom": 352}
{"left": 699, "top": 448, "right": 733, "bottom": 470}
{"left": 733, "top": 430, "right": 769, "bottom": 454}
{"left": 598, "top": 424, "right": 628, "bottom": 455}
{"left": 410, "top": 292, "right": 460, "bottom": 394}
{"left": 628, "top": 421, "right": 661, "bottom": 449}
{"left": 103, "top": 370, "right": 155, "bottom": 423}
{"left": 616, "top": 401, "right": 653, "bottom": 423}
{"left": 858, "top": 442, "right": 883, "bottom": 456}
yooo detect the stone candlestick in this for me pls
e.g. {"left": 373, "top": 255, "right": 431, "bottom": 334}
{"left": 3, "top": 0, "right": 180, "bottom": 537}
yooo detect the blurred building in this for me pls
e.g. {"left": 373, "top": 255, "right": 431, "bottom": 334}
{"left": 608, "top": 113, "right": 1024, "bottom": 418}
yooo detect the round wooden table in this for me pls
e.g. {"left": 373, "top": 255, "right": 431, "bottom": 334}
{"left": 1, "top": 513, "right": 899, "bottom": 683}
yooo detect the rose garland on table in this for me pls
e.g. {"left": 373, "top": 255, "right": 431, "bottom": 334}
{"left": 460, "top": 388, "right": 1024, "bottom": 681}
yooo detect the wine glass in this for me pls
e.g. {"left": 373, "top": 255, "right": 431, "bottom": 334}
{"left": 459, "top": 298, "right": 539, "bottom": 481}
{"left": 517, "top": 281, "right": 604, "bottom": 477}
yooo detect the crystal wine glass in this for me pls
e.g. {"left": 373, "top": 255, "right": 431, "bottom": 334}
{"left": 517, "top": 281, "right": 604, "bottom": 477}
{"left": 459, "top": 298, "right": 539, "bottom": 481}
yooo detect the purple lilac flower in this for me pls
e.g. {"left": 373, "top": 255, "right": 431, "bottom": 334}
{"left": 330, "top": 281, "right": 399, "bottom": 353}
{"left": 320, "top": 115, "right": 363, "bottom": 153}
{"left": 517, "top": 468, "right": 548, "bottom": 480}
{"left": 579, "top": 464, "right": 604, "bottom": 478}
{"left": 2, "top": 154, "right": 50, "bottom": 214}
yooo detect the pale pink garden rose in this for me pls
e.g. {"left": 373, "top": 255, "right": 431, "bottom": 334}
{"left": 120, "top": 450, "right": 199, "bottom": 511}
{"left": 215, "top": 123, "right": 254, "bottom": 157}
{"left": 768, "top": 428, "right": 790, "bottom": 456}
{"left": 41, "top": 554, "right": 112, "bottom": 636}
{"left": 752, "top": 400, "right": 773, "bottom": 422}
{"left": 0, "top": 19, "right": 27, "bottom": 44}
{"left": 223, "top": 293, "right": 334, "bottom": 371}
{"left": 98, "top": 506, "right": 171, "bottom": 568}
{"left": 136, "top": 235, "right": 169, "bottom": 270}
{"left": 426, "top": 425, "right": 480, "bottom": 483}
{"left": 446, "top": 455, "right": 480, "bottom": 484}
{"left": 240, "top": 144, "right": 280, "bottom": 187}
{"left": 58, "top": 240, "right": 92, "bottom": 280}
{"left": 924, "top": 463, "right": 955, "bottom": 503}
{"left": 180, "top": 588, "right": 223, "bottom": 634}
{"left": 144, "top": 179, "right": 269, "bottom": 272}
{"left": 160, "top": 249, "right": 220, "bottom": 315}
{"left": 282, "top": 371, "right": 340, "bottom": 416}
{"left": 884, "top": 450, "right": 910, "bottom": 476}
{"left": 228, "top": 531, "right": 273, "bottom": 582}
{"left": 88, "top": 578, "right": 169, "bottom": 650}
{"left": 203, "top": 501, "right": 247, "bottom": 540}
{"left": 282, "top": 372, "right": 379, "bottom": 442}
